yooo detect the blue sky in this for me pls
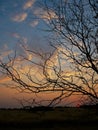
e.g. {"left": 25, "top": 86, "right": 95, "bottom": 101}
{"left": 0, "top": 0, "right": 52, "bottom": 52}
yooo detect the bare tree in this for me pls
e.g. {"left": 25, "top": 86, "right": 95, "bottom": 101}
{"left": 0, "top": 0, "right": 98, "bottom": 106}
{"left": 41, "top": 0, "right": 98, "bottom": 102}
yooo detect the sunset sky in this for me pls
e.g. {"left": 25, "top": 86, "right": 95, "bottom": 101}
{"left": 0, "top": 0, "right": 95, "bottom": 108}
{"left": 0, "top": 0, "right": 53, "bottom": 108}
{"left": 0, "top": 0, "right": 75, "bottom": 108}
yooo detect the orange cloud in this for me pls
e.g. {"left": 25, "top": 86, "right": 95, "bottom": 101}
{"left": 12, "top": 13, "right": 27, "bottom": 22}
{"left": 23, "top": 0, "right": 35, "bottom": 10}
{"left": 0, "top": 46, "right": 90, "bottom": 107}
{"left": 34, "top": 8, "right": 57, "bottom": 23}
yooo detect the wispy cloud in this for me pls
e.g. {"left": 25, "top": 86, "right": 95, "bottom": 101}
{"left": 23, "top": 0, "right": 35, "bottom": 10}
{"left": 34, "top": 8, "right": 57, "bottom": 23}
{"left": 12, "top": 12, "right": 27, "bottom": 22}
{"left": 0, "top": 44, "right": 13, "bottom": 60}
{"left": 22, "top": 37, "right": 28, "bottom": 44}
{"left": 12, "top": 33, "right": 28, "bottom": 44}
{"left": 12, "top": 33, "right": 20, "bottom": 39}
{"left": 30, "top": 20, "right": 38, "bottom": 27}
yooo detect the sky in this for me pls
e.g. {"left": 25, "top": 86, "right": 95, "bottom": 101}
{"left": 0, "top": 0, "right": 63, "bottom": 108}
{"left": 0, "top": 0, "right": 52, "bottom": 108}
{"left": 0, "top": 0, "right": 52, "bottom": 50}
{"left": 0, "top": 0, "right": 82, "bottom": 108}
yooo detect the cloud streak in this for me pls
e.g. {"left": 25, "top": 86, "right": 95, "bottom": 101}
{"left": 34, "top": 8, "right": 57, "bottom": 23}
{"left": 0, "top": 47, "right": 13, "bottom": 60}
{"left": 23, "top": 0, "right": 35, "bottom": 10}
{"left": 30, "top": 20, "right": 38, "bottom": 27}
{"left": 12, "top": 12, "right": 27, "bottom": 22}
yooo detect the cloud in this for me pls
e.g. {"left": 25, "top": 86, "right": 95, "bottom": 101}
{"left": 12, "top": 33, "right": 20, "bottom": 39}
{"left": 34, "top": 8, "right": 57, "bottom": 23}
{"left": 12, "top": 33, "right": 28, "bottom": 44}
{"left": 23, "top": 0, "right": 35, "bottom": 10}
{"left": 22, "top": 37, "right": 28, "bottom": 44}
{"left": 12, "top": 13, "right": 27, "bottom": 22}
{"left": 0, "top": 45, "right": 13, "bottom": 60}
{"left": 42, "top": 10, "right": 57, "bottom": 20}
{"left": 30, "top": 20, "right": 38, "bottom": 27}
